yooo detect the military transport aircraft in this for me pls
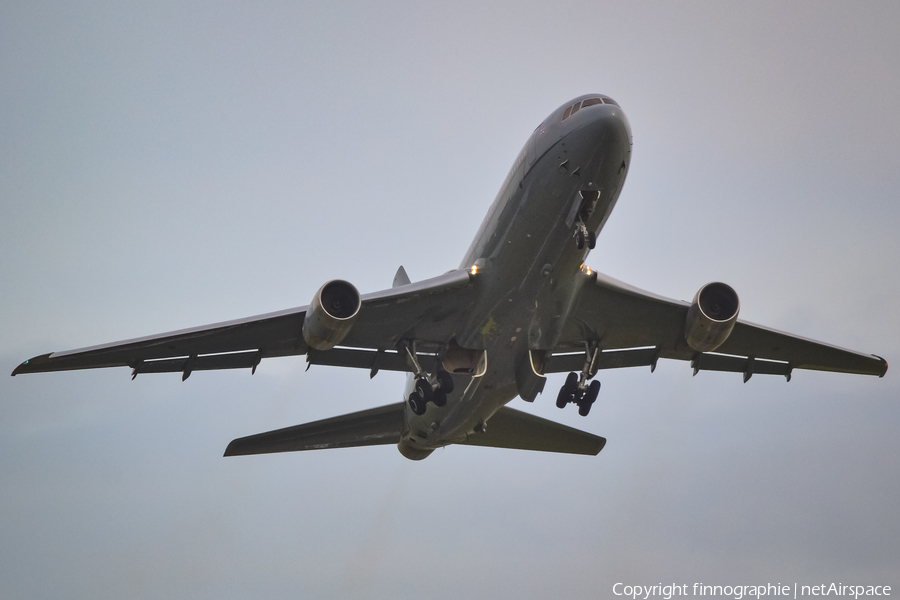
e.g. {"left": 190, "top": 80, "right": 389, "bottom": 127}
{"left": 12, "top": 94, "right": 888, "bottom": 460}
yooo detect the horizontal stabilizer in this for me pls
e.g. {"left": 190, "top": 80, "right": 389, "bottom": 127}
{"left": 224, "top": 403, "right": 404, "bottom": 456}
{"left": 458, "top": 406, "right": 605, "bottom": 455}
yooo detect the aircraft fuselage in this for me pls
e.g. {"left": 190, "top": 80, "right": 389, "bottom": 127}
{"left": 399, "top": 95, "right": 633, "bottom": 459}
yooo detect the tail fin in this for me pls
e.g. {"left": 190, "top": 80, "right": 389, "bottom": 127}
{"left": 392, "top": 265, "right": 411, "bottom": 287}
{"left": 458, "top": 406, "right": 605, "bottom": 455}
{"left": 224, "top": 403, "right": 404, "bottom": 456}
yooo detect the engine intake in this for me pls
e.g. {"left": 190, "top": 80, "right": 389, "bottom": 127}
{"left": 302, "top": 280, "right": 361, "bottom": 351}
{"left": 684, "top": 282, "right": 740, "bottom": 352}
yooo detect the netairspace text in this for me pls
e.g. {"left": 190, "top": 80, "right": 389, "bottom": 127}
{"left": 612, "top": 583, "right": 892, "bottom": 600}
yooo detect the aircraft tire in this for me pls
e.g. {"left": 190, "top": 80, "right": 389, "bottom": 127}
{"left": 575, "top": 231, "right": 585, "bottom": 250}
{"left": 408, "top": 391, "right": 427, "bottom": 415}
{"left": 588, "top": 231, "right": 596, "bottom": 249}
{"left": 557, "top": 372, "right": 578, "bottom": 408}
{"left": 415, "top": 377, "right": 433, "bottom": 403}
{"left": 578, "top": 402, "right": 591, "bottom": 417}
{"left": 436, "top": 370, "right": 454, "bottom": 394}
{"left": 585, "top": 380, "right": 601, "bottom": 404}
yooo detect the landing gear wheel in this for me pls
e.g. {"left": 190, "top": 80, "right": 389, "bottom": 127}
{"left": 557, "top": 372, "right": 578, "bottom": 408}
{"left": 408, "top": 391, "right": 427, "bottom": 415}
{"left": 436, "top": 370, "right": 454, "bottom": 394}
{"left": 577, "top": 380, "right": 600, "bottom": 416}
{"left": 415, "top": 377, "right": 433, "bottom": 403}
{"left": 433, "top": 389, "right": 447, "bottom": 407}
{"left": 575, "top": 230, "right": 585, "bottom": 250}
{"left": 584, "top": 380, "right": 601, "bottom": 405}
{"left": 556, "top": 388, "right": 570, "bottom": 409}
{"left": 587, "top": 231, "right": 596, "bottom": 249}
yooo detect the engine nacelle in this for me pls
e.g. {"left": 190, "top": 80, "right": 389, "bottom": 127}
{"left": 302, "top": 280, "right": 361, "bottom": 351}
{"left": 684, "top": 282, "right": 740, "bottom": 352}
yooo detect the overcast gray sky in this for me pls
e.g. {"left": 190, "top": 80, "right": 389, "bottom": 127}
{"left": 2, "top": 1, "right": 898, "bottom": 598}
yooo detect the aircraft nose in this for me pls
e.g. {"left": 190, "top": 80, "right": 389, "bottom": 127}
{"left": 577, "top": 103, "right": 631, "bottom": 150}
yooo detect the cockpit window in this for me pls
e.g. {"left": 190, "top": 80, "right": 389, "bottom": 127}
{"left": 562, "top": 97, "right": 617, "bottom": 121}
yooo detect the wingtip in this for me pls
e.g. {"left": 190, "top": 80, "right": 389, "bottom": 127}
{"left": 223, "top": 440, "right": 241, "bottom": 457}
{"left": 11, "top": 353, "right": 53, "bottom": 376}
{"left": 874, "top": 355, "right": 888, "bottom": 377}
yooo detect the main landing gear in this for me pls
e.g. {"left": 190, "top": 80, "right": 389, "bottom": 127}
{"left": 401, "top": 340, "right": 454, "bottom": 416}
{"left": 556, "top": 374, "right": 600, "bottom": 416}
{"left": 556, "top": 342, "right": 601, "bottom": 416}
{"left": 408, "top": 370, "right": 454, "bottom": 416}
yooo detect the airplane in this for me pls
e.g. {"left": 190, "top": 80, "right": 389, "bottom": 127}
{"left": 12, "top": 94, "right": 888, "bottom": 460}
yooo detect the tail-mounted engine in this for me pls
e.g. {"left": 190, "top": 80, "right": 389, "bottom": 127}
{"left": 684, "top": 282, "right": 740, "bottom": 352}
{"left": 302, "top": 280, "right": 361, "bottom": 351}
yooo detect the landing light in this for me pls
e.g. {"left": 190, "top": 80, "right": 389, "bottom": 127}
{"left": 470, "top": 265, "right": 478, "bottom": 275}
{"left": 580, "top": 264, "right": 592, "bottom": 276}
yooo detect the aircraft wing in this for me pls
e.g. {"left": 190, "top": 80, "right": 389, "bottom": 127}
{"left": 12, "top": 269, "right": 475, "bottom": 377}
{"left": 549, "top": 272, "right": 887, "bottom": 379}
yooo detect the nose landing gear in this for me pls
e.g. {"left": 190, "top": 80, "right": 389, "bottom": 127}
{"left": 571, "top": 190, "right": 599, "bottom": 250}
{"left": 555, "top": 342, "right": 601, "bottom": 416}
{"left": 574, "top": 223, "right": 596, "bottom": 250}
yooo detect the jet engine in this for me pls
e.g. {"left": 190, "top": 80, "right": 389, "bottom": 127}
{"left": 302, "top": 280, "right": 361, "bottom": 351}
{"left": 684, "top": 282, "right": 740, "bottom": 352}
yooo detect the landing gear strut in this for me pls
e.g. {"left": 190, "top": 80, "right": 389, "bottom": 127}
{"left": 401, "top": 341, "right": 454, "bottom": 416}
{"left": 574, "top": 220, "right": 596, "bottom": 250}
{"left": 556, "top": 341, "right": 601, "bottom": 416}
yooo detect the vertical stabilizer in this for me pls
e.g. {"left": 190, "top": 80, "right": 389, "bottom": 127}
{"left": 392, "top": 266, "right": 411, "bottom": 288}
